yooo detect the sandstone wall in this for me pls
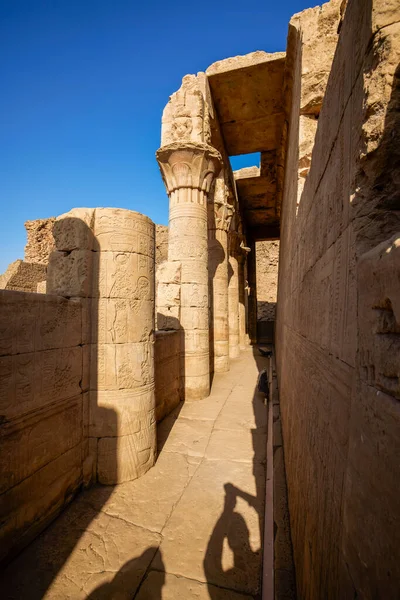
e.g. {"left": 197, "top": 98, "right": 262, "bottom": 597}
{"left": 24, "top": 218, "right": 56, "bottom": 263}
{"left": 276, "top": 0, "right": 400, "bottom": 598}
{"left": 0, "top": 290, "right": 85, "bottom": 564}
{"left": 256, "top": 241, "right": 279, "bottom": 321}
{"left": 155, "top": 330, "right": 181, "bottom": 422}
{"left": 0, "top": 218, "right": 55, "bottom": 293}
{"left": 0, "top": 260, "right": 47, "bottom": 293}
{"left": 155, "top": 224, "right": 168, "bottom": 267}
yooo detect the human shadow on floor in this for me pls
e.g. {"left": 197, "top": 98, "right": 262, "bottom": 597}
{"left": 87, "top": 547, "right": 164, "bottom": 600}
{"left": 204, "top": 482, "right": 263, "bottom": 598}
{"left": 204, "top": 348, "right": 269, "bottom": 597}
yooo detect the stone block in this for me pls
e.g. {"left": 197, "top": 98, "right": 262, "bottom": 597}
{"left": 97, "top": 428, "right": 156, "bottom": 484}
{"left": 36, "top": 280, "right": 46, "bottom": 293}
{"left": 157, "top": 282, "right": 180, "bottom": 308}
{"left": 92, "top": 298, "right": 154, "bottom": 344}
{"left": 47, "top": 249, "right": 93, "bottom": 297}
{"left": 155, "top": 224, "right": 168, "bottom": 267}
{"left": 180, "top": 261, "right": 208, "bottom": 285}
{"left": 91, "top": 341, "right": 154, "bottom": 392}
{"left": 168, "top": 235, "right": 208, "bottom": 261}
{"left": 93, "top": 251, "right": 155, "bottom": 300}
{"left": 52, "top": 208, "right": 95, "bottom": 252}
{"left": 180, "top": 306, "right": 209, "bottom": 330}
{"left": 184, "top": 329, "right": 209, "bottom": 353}
{"left": 0, "top": 346, "right": 83, "bottom": 421}
{"left": 0, "top": 396, "right": 82, "bottom": 494}
{"left": 180, "top": 282, "right": 208, "bottom": 308}
{"left": 89, "top": 388, "right": 156, "bottom": 438}
{"left": 0, "top": 292, "right": 81, "bottom": 355}
{"left": 0, "top": 260, "right": 47, "bottom": 293}
{"left": 156, "top": 307, "right": 180, "bottom": 330}
{"left": 156, "top": 260, "right": 181, "bottom": 284}
{"left": 94, "top": 208, "right": 155, "bottom": 255}
{"left": 0, "top": 445, "right": 82, "bottom": 564}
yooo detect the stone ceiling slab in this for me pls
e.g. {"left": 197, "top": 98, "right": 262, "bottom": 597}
{"left": 206, "top": 51, "right": 286, "bottom": 156}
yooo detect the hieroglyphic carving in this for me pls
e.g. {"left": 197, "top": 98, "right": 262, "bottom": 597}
{"left": 50, "top": 208, "right": 156, "bottom": 484}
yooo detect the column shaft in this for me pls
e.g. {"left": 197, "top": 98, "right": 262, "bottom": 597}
{"left": 238, "top": 254, "right": 247, "bottom": 349}
{"left": 247, "top": 238, "right": 258, "bottom": 344}
{"left": 157, "top": 142, "right": 221, "bottom": 400}
{"left": 228, "top": 241, "right": 240, "bottom": 359}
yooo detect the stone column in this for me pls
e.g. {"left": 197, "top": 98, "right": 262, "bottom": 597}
{"left": 208, "top": 176, "right": 234, "bottom": 373}
{"left": 247, "top": 237, "right": 258, "bottom": 344}
{"left": 48, "top": 208, "right": 156, "bottom": 485}
{"left": 228, "top": 232, "right": 240, "bottom": 359}
{"left": 157, "top": 142, "right": 221, "bottom": 400}
{"left": 238, "top": 249, "right": 248, "bottom": 349}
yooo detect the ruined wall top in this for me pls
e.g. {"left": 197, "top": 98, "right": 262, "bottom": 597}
{"left": 161, "top": 72, "right": 213, "bottom": 147}
{"left": 24, "top": 217, "right": 56, "bottom": 264}
{"left": 288, "top": 0, "right": 342, "bottom": 116}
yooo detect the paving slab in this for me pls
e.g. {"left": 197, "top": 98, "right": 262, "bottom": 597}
{"left": 0, "top": 499, "right": 161, "bottom": 600}
{"left": 214, "top": 392, "right": 267, "bottom": 432}
{"left": 136, "top": 570, "right": 256, "bottom": 599}
{"left": 157, "top": 414, "right": 215, "bottom": 458}
{"left": 83, "top": 451, "right": 198, "bottom": 534}
{"left": 205, "top": 428, "right": 266, "bottom": 465}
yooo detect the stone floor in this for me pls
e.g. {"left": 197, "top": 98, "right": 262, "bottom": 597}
{"left": 0, "top": 348, "right": 268, "bottom": 600}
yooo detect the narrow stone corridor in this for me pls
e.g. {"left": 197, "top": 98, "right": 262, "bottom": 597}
{"left": 0, "top": 349, "right": 268, "bottom": 599}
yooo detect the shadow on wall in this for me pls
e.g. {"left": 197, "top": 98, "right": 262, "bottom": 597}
{"left": 155, "top": 315, "right": 184, "bottom": 422}
{"left": 208, "top": 189, "right": 229, "bottom": 385}
{"left": 203, "top": 349, "right": 269, "bottom": 597}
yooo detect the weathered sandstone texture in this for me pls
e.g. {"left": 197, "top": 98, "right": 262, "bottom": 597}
{"left": 228, "top": 231, "right": 240, "bottom": 358}
{"left": 208, "top": 175, "right": 234, "bottom": 372}
{"left": 155, "top": 224, "right": 168, "bottom": 267}
{"left": 24, "top": 217, "right": 56, "bottom": 263}
{"left": 47, "top": 207, "right": 156, "bottom": 485}
{"left": 0, "top": 259, "right": 47, "bottom": 292}
{"left": 0, "top": 290, "right": 85, "bottom": 563}
{"left": 0, "top": 217, "right": 55, "bottom": 293}
{"left": 154, "top": 330, "right": 181, "bottom": 421}
{"left": 256, "top": 241, "right": 279, "bottom": 321}
{"left": 276, "top": 0, "right": 400, "bottom": 598}
{"left": 156, "top": 259, "right": 181, "bottom": 332}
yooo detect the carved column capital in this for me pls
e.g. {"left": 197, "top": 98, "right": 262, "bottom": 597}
{"left": 156, "top": 142, "right": 222, "bottom": 205}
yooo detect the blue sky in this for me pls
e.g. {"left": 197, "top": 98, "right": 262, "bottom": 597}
{"left": 0, "top": 0, "right": 314, "bottom": 273}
